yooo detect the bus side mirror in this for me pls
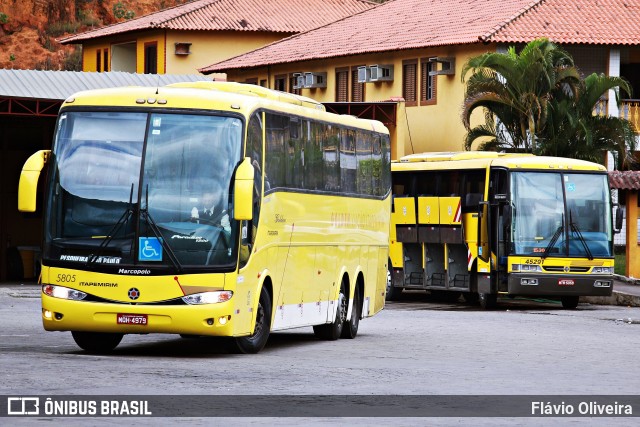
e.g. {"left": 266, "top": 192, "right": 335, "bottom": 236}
{"left": 18, "top": 150, "right": 50, "bottom": 212}
{"left": 233, "top": 157, "right": 254, "bottom": 221}
{"left": 614, "top": 205, "right": 624, "bottom": 233}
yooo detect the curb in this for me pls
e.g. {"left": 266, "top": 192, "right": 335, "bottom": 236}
{"left": 582, "top": 292, "right": 640, "bottom": 308}
{"left": 613, "top": 274, "right": 640, "bottom": 285}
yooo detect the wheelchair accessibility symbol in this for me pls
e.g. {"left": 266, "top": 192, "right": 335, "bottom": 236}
{"left": 139, "top": 237, "right": 163, "bottom": 261}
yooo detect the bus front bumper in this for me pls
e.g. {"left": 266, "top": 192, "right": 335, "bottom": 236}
{"left": 41, "top": 294, "right": 237, "bottom": 336}
{"left": 507, "top": 274, "right": 613, "bottom": 297}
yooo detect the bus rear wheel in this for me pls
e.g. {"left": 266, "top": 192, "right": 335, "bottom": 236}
{"left": 314, "top": 282, "right": 346, "bottom": 340}
{"left": 385, "top": 264, "right": 401, "bottom": 301}
{"left": 341, "top": 287, "right": 361, "bottom": 339}
{"left": 233, "top": 286, "right": 272, "bottom": 354}
{"left": 71, "top": 331, "right": 123, "bottom": 353}
{"left": 561, "top": 296, "right": 579, "bottom": 309}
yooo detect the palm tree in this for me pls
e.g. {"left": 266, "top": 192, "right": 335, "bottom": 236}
{"left": 539, "top": 73, "right": 637, "bottom": 170}
{"left": 461, "top": 38, "right": 580, "bottom": 151}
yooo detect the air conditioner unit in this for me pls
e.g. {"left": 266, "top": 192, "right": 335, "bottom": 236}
{"left": 357, "top": 66, "right": 370, "bottom": 83}
{"left": 428, "top": 57, "right": 455, "bottom": 76}
{"left": 303, "top": 72, "right": 327, "bottom": 88}
{"left": 369, "top": 64, "right": 394, "bottom": 82}
{"left": 292, "top": 73, "right": 305, "bottom": 89}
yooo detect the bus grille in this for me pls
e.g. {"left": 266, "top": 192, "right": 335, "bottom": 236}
{"left": 542, "top": 266, "right": 590, "bottom": 273}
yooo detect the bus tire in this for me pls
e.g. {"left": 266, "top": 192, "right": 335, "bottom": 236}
{"left": 561, "top": 296, "right": 579, "bottom": 309}
{"left": 385, "top": 264, "right": 401, "bottom": 301}
{"left": 341, "top": 286, "right": 361, "bottom": 339}
{"left": 314, "top": 282, "right": 346, "bottom": 340}
{"left": 233, "top": 286, "right": 272, "bottom": 354}
{"left": 462, "top": 292, "right": 480, "bottom": 304}
{"left": 478, "top": 293, "right": 497, "bottom": 310}
{"left": 71, "top": 331, "right": 123, "bottom": 353}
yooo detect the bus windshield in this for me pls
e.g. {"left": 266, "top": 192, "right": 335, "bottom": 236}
{"left": 510, "top": 172, "right": 612, "bottom": 257}
{"left": 45, "top": 111, "right": 243, "bottom": 269}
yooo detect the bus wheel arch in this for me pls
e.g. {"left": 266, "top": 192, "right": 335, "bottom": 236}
{"left": 233, "top": 280, "right": 273, "bottom": 354}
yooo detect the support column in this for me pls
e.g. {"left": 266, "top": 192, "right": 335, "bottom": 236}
{"left": 608, "top": 48, "right": 621, "bottom": 118}
{"left": 625, "top": 191, "right": 639, "bottom": 279}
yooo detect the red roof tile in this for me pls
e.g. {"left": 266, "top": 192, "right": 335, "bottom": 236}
{"left": 59, "top": 0, "right": 375, "bottom": 44}
{"left": 200, "top": 0, "right": 640, "bottom": 73}
{"left": 488, "top": 0, "right": 640, "bottom": 44}
{"left": 609, "top": 171, "right": 640, "bottom": 190}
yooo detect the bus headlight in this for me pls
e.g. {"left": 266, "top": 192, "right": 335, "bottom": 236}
{"left": 42, "top": 284, "right": 87, "bottom": 301}
{"left": 182, "top": 291, "right": 233, "bottom": 305}
{"left": 512, "top": 264, "right": 542, "bottom": 272}
{"left": 591, "top": 267, "right": 613, "bottom": 274}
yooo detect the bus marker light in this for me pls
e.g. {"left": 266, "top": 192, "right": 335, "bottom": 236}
{"left": 206, "top": 318, "right": 214, "bottom": 325}
{"left": 218, "top": 316, "right": 229, "bottom": 325}
{"left": 594, "top": 281, "right": 611, "bottom": 288}
{"left": 43, "top": 310, "right": 52, "bottom": 319}
{"left": 54, "top": 313, "right": 63, "bottom": 320}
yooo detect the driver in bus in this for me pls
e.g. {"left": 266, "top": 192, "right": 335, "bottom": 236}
{"left": 191, "top": 191, "right": 231, "bottom": 236}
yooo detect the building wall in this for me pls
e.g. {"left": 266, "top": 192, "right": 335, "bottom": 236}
{"left": 165, "top": 30, "right": 285, "bottom": 77}
{"left": 225, "top": 44, "right": 493, "bottom": 158}
{"left": 81, "top": 30, "right": 287, "bottom": 76}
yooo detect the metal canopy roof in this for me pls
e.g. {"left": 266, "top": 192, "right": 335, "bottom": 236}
{"left": 0, "top": 69, "right": 210, "bottom": 101}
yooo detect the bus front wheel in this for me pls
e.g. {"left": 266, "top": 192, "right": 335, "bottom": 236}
{"left": 561, "top": 296, "right": 579, "bottom": 309}
{"left": 314, "top": 282, "right": 346, "bottom": 340}
{"left": 478, "top": 293, "right": 497, "bottom": 310}
{"left": 71, "top": 331, "right": 123, "bottom": 353}
{"left": 233, "top": 286, "right": 272, "bottom": 354}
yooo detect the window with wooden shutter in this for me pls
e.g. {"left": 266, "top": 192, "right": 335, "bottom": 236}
{"left": 103, "top": 49, "right": 109, "bottom": 72}
{"left": 351, "top": 66, "right": 365, "bottom": 102}
{"left": 274, "top": 75, "right": 286, "bottom": 91}
{"left": 335, "top": 68, "right": 349, "bottom": 102}
{"left": 420, "top": 58, "right": 437, "bottom": 105}
{"left": 403, "top": 59, "right": 417, "bottom": 106}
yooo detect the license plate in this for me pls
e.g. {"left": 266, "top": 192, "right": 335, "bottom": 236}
{"left": 558, "top": 279, "right": 575, "bottom": 286}
{"left": 117, "top": 313, "right": 148, "bottom": 325}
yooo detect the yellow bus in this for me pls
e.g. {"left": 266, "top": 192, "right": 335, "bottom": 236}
{"left": 19, "top": 81, "right": 391, "bottom": 353}
{"left": 387, "top": 152, "right": 621, "bottom": 309}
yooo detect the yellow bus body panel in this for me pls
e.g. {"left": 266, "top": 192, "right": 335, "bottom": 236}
{"left": 439, "top": 197, "right": 461, "bottom": 225}
{"left": 417, "top": 196, "right": 439, "bottom": 224}
{"left": 392, "top": 197, "right": 416, "bottom": 225}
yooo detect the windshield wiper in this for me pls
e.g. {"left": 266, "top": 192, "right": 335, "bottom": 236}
{"left": 139, "top": 185, "right": 183, "bottom": 274}
{"left": 569, "top": 210, "right": 593, "bottom": 260}
{"left": 87, "top": 184, "right": 135, "bottom": 266}
{"left": 541, "top": 213, "right": 563, "bottom": 260}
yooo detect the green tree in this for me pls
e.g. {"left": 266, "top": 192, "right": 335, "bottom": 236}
{"left": 462, "top": 38, "right": 636, "bottom": 169}
{"left": 461, "top": 38, "right": 580, "bottom": 151}
{"left": 540, "top": 73, "right": 637, "bottom": 169}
